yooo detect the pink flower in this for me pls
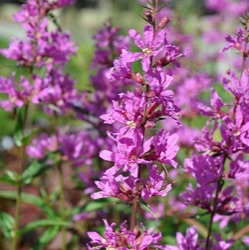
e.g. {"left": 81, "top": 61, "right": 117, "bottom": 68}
{"left": 125, "top": 24, "right": 167, "bottom": 71}
{"left": 88, "top": 220, "right": 166, "bottom": 249}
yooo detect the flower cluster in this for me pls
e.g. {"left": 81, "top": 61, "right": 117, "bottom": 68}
{"left": 26, "top": 129, "right": 99, "bottom": 167}
{"left": 88, "top": 220, "right": 166, "bottom": 250}
{"left": 88, "top": 1, "right": 182, "bottom": 248}
{"left": 0, "top": 0, "right": 77, "bottom": 113}
{"left": 177, "top": 16, "right": 249, "bottom": 249}
{"left": 165, "top": 227, "right": 233, "bottom": 250}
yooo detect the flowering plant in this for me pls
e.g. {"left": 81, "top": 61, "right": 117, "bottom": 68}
{"left": 0, "top": 0, "right": 248, "bottom": 249}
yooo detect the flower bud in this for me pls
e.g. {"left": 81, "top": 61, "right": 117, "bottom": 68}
{"left": 158, "top": 17, "right": 171, "bottom": 30}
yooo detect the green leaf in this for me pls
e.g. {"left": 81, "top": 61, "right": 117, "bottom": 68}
{"left": 21, "top": 129, "right": 38, "bottom": 146}
{"left": 18, "top": 219, "right": 69, "bottom": 235}
{"left": 22, "top": 161, "right": 50, "bottom": 185}
{"left": 14, "top": 129, "right": 38, "bottom": 147}
{"left": 13, "top": 130, "right": 23, "bottom": 147}
{"left": 0, "top": 191, "right": 56, "bottom": 218}
{"left": 0, "top": 210, "right": 15, "bottom": 238}
{"left": 14, "top": 107, "right": 25, "bottom": 147}
{"left": 84, "top": 199, "right": 111, "bottom": 212}
{"left": 72, "top": 198, "right": 119, "bottom": 215}
{"left": 32, "top": 226, "right": 59, "bottom": 250}
{"left": 14, "top": 106, "right": 37, "bottom": 147}
{"left": 47, "top": 104, "right": 62, "bottom": 114}
{"left": 0, "top": 170, "right": 19, "bottom": 185}
{"left": 139, "top": 200, "right": 158, "bottom": 220}
{"left": 22, "top": 152, "right": 60, "bottom": 184}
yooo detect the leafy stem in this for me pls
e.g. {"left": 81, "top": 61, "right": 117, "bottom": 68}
{"left": 130, "top": 165, "right": 142, "bottom": 231}
{"left": 12, "top": 102, "right": 29, "bottom": 250}
{"left": 205, "top": 178, "right": 224, "bottom": 250}
{"left": 56, "top": 162, "right": 67, "bottom": 250}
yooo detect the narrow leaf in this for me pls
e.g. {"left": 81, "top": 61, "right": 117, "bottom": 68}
{"left": 0, "top": 210, "right": 15, "bottom": 238}
{"left": 0, "top": 191, "right": 56, "bottom": 218}
{"left": 139, "top": 200, "right": 158, "bottom": 220}
{"left": 32, "top": 226, "right": 59, "bottom": 250}
{"left": 0, "top": 170, "right": 19, "bottom": 185}
{"left": 18, "top": 219, "right": 69, "bottom": 235}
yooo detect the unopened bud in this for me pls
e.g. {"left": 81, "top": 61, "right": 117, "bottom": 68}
{"left": 144, "top": 10, "right": 153, "bottom": 23}
{"left": 158, "top": 17, "right": 170, "bottom": 30}
{"left": 156, "top": 57, "right": 170, "bottom": 67}
{"left": 132, "top": 73, "right": 144, "bottom": 84}
{"left": 235, "top": 42, "right": 242, "bottom": 52}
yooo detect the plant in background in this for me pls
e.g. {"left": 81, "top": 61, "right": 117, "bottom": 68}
{"left": 166, "top": 13, "right": 249, "bottom": 250}
{"left": 0, "top": 0, "right": 76, "bottom": 249}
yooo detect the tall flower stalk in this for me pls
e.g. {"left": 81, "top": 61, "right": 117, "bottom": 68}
{"left": 88, "top": 0, "right": 183, "bottom": 248}
{"left": 12, "top": 103, "right": 29, "bottom": 250}
{"left": 175, "top": 13, "right": 249, "bottom": 250}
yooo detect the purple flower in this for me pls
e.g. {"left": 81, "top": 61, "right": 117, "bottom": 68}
{"left": 100, "top": 90, "right": 147, "bottom": 128}
{"left": 145, "top": 67, "right": 181, "bottom": 121}
{"left": 91, "top": 174, "right": 136, "bottom": 201}
{"left": 184, "top": 155, "right": 223, "bottom": 185}
{"left": 27, "top": 130, "right": 99, "bottom": 167}
{"left": 198, "top": 88, "right": 224, "bottom": 118}
{"left": 180, "top": 184, "right": 215, "bottom": 210}
{"left": 174, "top": 73, "right": 211, "bottom": 117}
{"left": 91, "top": 22, "right": 130, "bottom": 68}
{"left": 145, "top": 67, "right": 174, "bottom": 98}
{"left": 100, "top": 128, "right": 150, "bottom": 174}
{"left": 165, "top": 227, "right": 200, "bottom": 250}
{"left": 35, "top": 69, "right": 78, "bottom": 113}
{"left": 107, "top": 57, "right": 133, "bottom": 81}
{"left": 88, "top": 220, "right": 166, "bottom": 249}
{"left": 92, "top": 164, "right": 171, "bottom": 201}
{"left": 0, "top": 39, "right": 35, "bottom": 67}
{"left": 93, "top": 170, "right": 166, "bottom": 202}
{"left": 26, "top": 133, "right": 58, "bottom": 159}
{"left": 156, "top": 44, "right": 183, "bottom": 67}
{"left": 141, "top": 165, "right": 172, "bottom": 199}
{"left": 205, "top": 0, "right": 249, "bottom": 16}
{"left": 125, "top": 24, "right": 167, "bottom": 71}
{"left": 0, "top": 75, "right": 32, "bottom": 111}
{"left": 0, "top": 0, "right": 77, "bottom": 69}
{"left": 223, "top": 70, "right": 249, "bottom": 100}
{"left": 146, "top": 130, "right": 179, "bottom": 168}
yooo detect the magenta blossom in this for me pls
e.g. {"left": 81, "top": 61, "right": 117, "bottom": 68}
{"left": 147, "top": 130, "right": 179, "bottom": 168}
{"left": 92, "top": 164, "right": 171, "bottom": 201}
{"left": 88, "top": 220, "right": 166, "bottom": 249}
{"left": 100, "top": 128, "right": 151, "bottom": 175}
{"left": 125, "top": 24, "right": 167, "bottom": 71}
{"left": 165, "top": 227, "right": 200, "bottom": 250}
{"left": 0, "top": 75, "right": 32, "bottom": 111}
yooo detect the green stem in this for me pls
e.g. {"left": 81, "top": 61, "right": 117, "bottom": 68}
{"left": 130, "top": 197, "right": 139, "bottom": 232}
{"left": 205, "top": 178, "right": 224, "bottom": 250}
{"left": 57, "top": 163, "right": 67, "bottom": 250}
{"left": 130, "top": 165, "right": 142, "bottom": 231}
{"left": 12, "top": 104, "right": 29, "bottom": 250}
{"left": 12, "top": 158, "right": 23, "bottom": 250}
